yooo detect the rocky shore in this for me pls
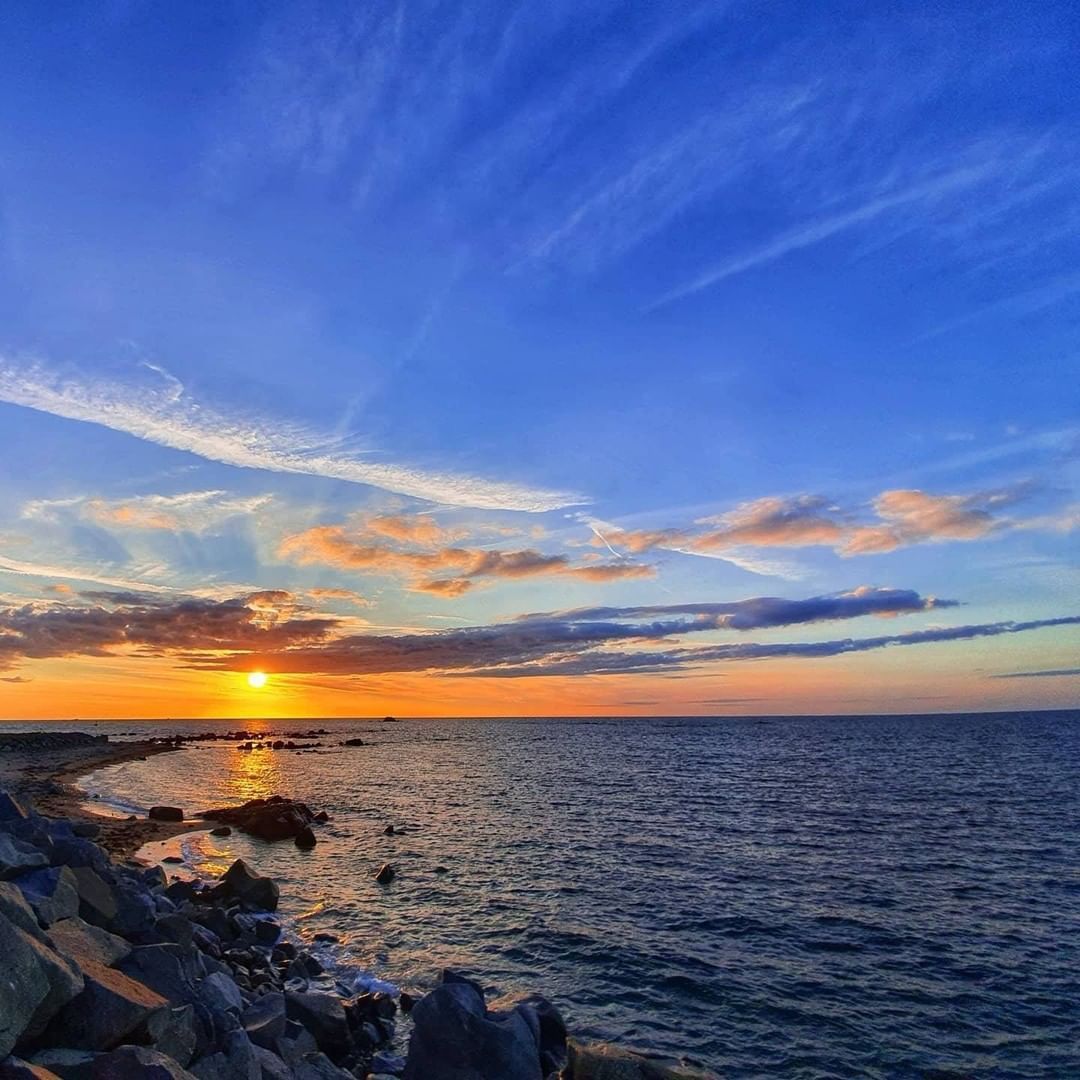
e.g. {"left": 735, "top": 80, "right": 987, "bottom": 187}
{"left": 0, "top": 732, "right": 715, "bottom": 1080}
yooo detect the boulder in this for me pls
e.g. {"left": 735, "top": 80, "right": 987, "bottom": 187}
{"left": 89, "top": 1046, "right": 198, "bottom": 1080}
{"left": 374, "top": 864, "right": 395, "bottom": 885}
{"left": 190, "top": 1030, "right": 259, "bottom": 1080}
{"left": 491, "top": 994, "right": 567, "bottom": 1077}
{"left": 0, "top": 883, "right": 47, "bottom": 940}
{"left": 293, "top": 828, "right": 316, "bottom": 851}
{"left": 202, "top": 799, "right": 321, "bottom": 844}
{"left": 144, "top": 1004, "right": 199, "bottom": 1067}
{"left": 154, "top": 914, "right": 194, "bottom": 949}
{"left": 107, "top": 884, "right": 156, "bottom": 939}
{"left": 402, "top": 979, "right": 543, "bottom": 1080}
{"left": 209, "top": 828, "right": 231, "bottom": 838}
{"left": 250, "top": 1046, "right": 291, "bottom": 1080}
{"left": 220, "top": 862, "right": 279, "bottom": 912}
{"left": 561, "top": 1042, "right": 718, "bottom": 1080}
{"left": 40, "top": 953, "right": 168, "bottom": 1050}
{"left": 148, "top": 808, "right": 184, "bottom": 823}
{"left": 0, "top": 836, "right": 48, "bottom": 881}
{"left": 242, "top": 993, "right": 286, "bottom": 1050}
{"left": 0, "top": 911, "right": 84, "bottom": 1052}
{"left": 284, "top": 993, "right": 351, "bottom": 1060}
{"left": 48, "top": 917, "right": 131, "bottom": 968}
{"left": 201, "top": 972, "right": 244, "bottom": 1016}
{"left": 48, "top": 839, "right": 109, "bottom": 873}
{"left": 14, "top": 868, "right": 80, "bottom": 927}
{"left": 68, "top": 869, "right": 118, "bottom": 929}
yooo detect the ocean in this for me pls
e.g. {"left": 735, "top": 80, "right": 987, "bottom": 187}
{"left": 13, "top": 711, "right": 1080, "bottom": 1077}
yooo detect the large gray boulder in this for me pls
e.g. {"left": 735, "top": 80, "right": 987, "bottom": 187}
{"left": 402, "top": 979, "right": 543, "bottom": 1080}
{"left": 39, "top": 951, "right": 168, "bottom": 1050}
{"left": 0, "top": 910, "right": 84, "bottom": 1055}
{"left": 284, "top": 993, "right": 351, "bottom": 1061}
{"left": 68, "top": 869, "right": 118, "bottom": 929}
{"left": 144, "top": 1005, "right": 199, "bottom": 1068}
{"left": 13, "top": 868, "right": 80, "bottom": 927}
{"left": 48, "top": 918, "right": 131, "bottom": 968}
{"left": 190, "top": 1030, "right": 259, "bottom": 1080}
{"left": 241, "top": 993, "right": 286, "bottom": 1050}
{"left": 0, "top": 836, "right": 48, "bottom": 881}
{"left": 200, "top": 972, "right": 244, "bottom": 1017}
{"left": 0, "top": 883, "right": 47, "bottom": 939}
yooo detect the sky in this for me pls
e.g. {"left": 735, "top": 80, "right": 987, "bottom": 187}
{"left": 0, "top": 0, "right": 1077, "bottom": 719}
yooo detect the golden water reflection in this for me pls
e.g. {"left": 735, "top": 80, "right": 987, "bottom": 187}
{"left": 225, "top": 746, "right": 286, "bottom": 804}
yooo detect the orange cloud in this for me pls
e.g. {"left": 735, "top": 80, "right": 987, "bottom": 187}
{"left": 841, "top": 489, "right": 1002, "bottom": 554}
{"left": 279, "top": 522, "right": 652, "bottom": 595}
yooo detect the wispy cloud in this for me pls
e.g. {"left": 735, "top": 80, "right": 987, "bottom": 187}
{"left": 0, "top": 358, "right": 581, "bottom": 512}
{"left": 23, "top": 490, "right": 273, "bottom": 534}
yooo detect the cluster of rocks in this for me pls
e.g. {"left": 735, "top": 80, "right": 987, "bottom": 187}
{"left": 200, "top": 798, "right": 328, "bottom": 850}
{"left": 181, "top": 732, "right": 332, "bottom": 744}
{"left": 237, "top": 743, "right": 323, "bottom": 753}
{"left": 1, "top": 781, "right": 716, "bottom": 1080}
{"left": 0, "top": 788, "right": 399, "bottom": 1079}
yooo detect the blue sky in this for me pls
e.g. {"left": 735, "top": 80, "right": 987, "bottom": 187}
{"left": 0, "top": 1, "right": 1076, "bottom": 716}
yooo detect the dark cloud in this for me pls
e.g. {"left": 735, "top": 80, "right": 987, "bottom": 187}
{"left": 2, "top": 587, "right": 1073, "bottom": 683}
{"left": 0, "top": 591, "right": 336, "bottom": 670}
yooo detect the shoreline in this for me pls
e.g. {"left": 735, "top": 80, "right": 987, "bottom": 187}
{"left": 0, "top": 731, "right": 206, "bottom": 859}
{"left": 0, "top": 731, "right": 715, "bottom": 1079}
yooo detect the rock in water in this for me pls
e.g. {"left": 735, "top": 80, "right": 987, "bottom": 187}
{"left": 402, "top": 976, "right": 547, "bottom": 1080}
{"left": 562, "top": 1040, "right": 720, "bottom": 1079}
{"left": 148, "top": 807, "right": 184, "bottom": 822}
{"left": 375, "top": 864, "right": 395, "bottom": 885}
{"left": 209, "top": 827, "right": 231, "bottom": 838}
{"left": 294, "top": 827, "right": 316, "bottom": 850}
{"left": 220, "top": 860, "right": 279, "bottom": 911}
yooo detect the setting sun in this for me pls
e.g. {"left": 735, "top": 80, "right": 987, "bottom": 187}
{"left": 247, "top": 671, "right": 268, "bottom": 689}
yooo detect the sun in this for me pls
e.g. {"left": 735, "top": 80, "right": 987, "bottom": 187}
{"left": 247, "top": 671, "right": 268, "bottom": 689}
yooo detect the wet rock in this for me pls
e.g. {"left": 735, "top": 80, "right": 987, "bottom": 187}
{"left": 254, "top": 921, "right": 280, "bottom": 945}
{"left": 293, "top": 828, "right": 316, "bottom": 851}
{"left": 433, "top": 867, "right": 448, "bottom": 875}
{"left": 0, "top": 835, "right": 48, "bottom": 881}
{"left": 148, "top": 808, "right": 184, "bottom": 823}
{"left": 89, "top": 1046, "right": 198, "bottom": 1080}
{"left": 209, "top": 828, "right": 231, "bottom": 838}
{"left": 398, "top": 992, "right": 415, "bottom": 1014}
{"left": 313, "top": 812, "right": 329, "bottom": 824}
{"left": 402, "top": 976, "right": 545, "bottom": 1080}
{"left": 162, "top": 857, "right": 184, "bottom": 865}
{"left": 341, "top": 739, "right": 364, "bottom": 747}
{"left": 13, "top": 868, "right": 80, "bottom": 927}
{"left": 494, "top": 994, "right": 567, "bottom": 1078}
{"left": 374, "top": 864, "right": 395, "bottom": 885}
{"left": 371, "top": 1051, "right": 406, "bottom": 1074}
{"left": 311, "top": 932, "right": 337, "bottom": 944}
{"left": 202, "top": 799, "right": 323, "bottom": 845}
{"left": 561, "top": 1041, "right": 718, "bottom": 1080}
{"left": 220, "top": 862, "right": 279, "bottom": 913}
{"left": 284, "top": 992, "right": 352, "bottom": 1060}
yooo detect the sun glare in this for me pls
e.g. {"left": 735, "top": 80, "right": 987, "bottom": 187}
{"left": 247, "top": 671, "right": 268, "bottom": 689}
